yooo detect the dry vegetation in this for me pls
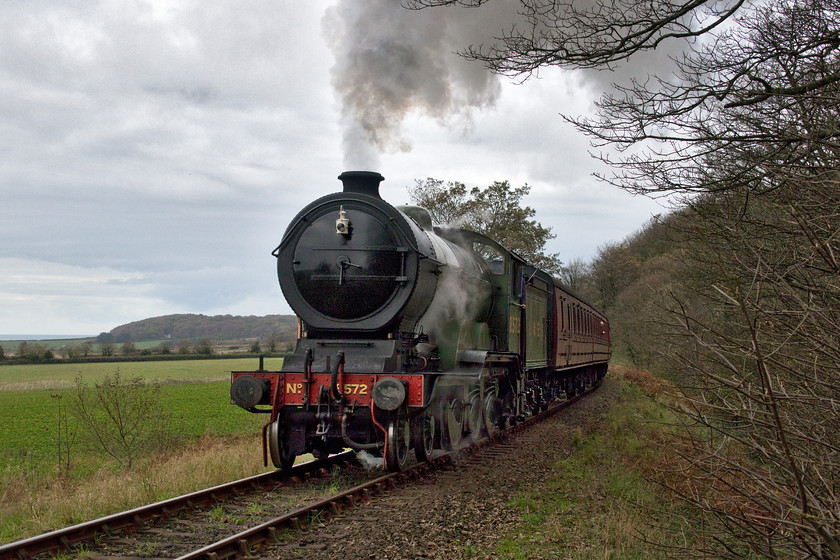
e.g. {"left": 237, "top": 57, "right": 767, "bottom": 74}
{"left": 490, "top": 367, "right": 696, "bottom": 558}
{"left": 0, "top": 362, "right": 276, "bottom": 543}
{"left": 582, "top": 186, "right": 840, "bottom": 557}
{"left": 406, "top": 0, "right": 840, "bottom": 554}
{"left": 1, "top": 433, "right": 271, "bottom": 541}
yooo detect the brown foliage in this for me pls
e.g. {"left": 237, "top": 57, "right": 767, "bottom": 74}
{"left": 409, "top": 0, "right": 840, "bottom": 555}
{"left": 610, "top": 364, "right": 671, "bottom": 399}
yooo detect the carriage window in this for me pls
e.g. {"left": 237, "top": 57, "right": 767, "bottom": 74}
{"left": 560, "top": 297, "right": 565, "bottom": 331}
{"left": 473, "top": 242, "right": 505, "bottom": 274}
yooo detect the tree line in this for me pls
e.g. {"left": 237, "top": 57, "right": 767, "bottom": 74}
{"left": 2, "top": 332, "right": 292, "bottom": 364}
{"left": 100, "top": 313, "right": 298, "bottom": 344}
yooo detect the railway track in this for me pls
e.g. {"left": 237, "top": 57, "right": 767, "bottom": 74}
{"left": 0, "top": 452, "right": 358, "bottom": 560}
{"left": 0, "top": 382, "right": 599, "bottom": 560}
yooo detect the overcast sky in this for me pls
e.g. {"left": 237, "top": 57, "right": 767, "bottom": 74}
{"left": 0, "top": 1, "right": 666, "bottom": 337}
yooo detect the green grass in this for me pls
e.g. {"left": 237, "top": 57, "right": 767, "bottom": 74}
{"left": 0, "top": 382, "right": 266, "bottom": 472}
{"left": 489, "top": 376, "right": 691, "bottom": 559}
{"left": 0, "top": 358, "right": 282, "bottom": 475}
{"left": 0, "top": 357, "right": 284, "bottom": 391}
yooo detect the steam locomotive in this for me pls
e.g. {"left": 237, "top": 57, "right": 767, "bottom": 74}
{"left": 230, "top": 171, "right": 610, "bottom": 471}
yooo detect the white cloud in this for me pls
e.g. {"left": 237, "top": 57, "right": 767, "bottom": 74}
{"left": 0, "top": 1, "right": 665, "bottom": 335}
{"left": 0, "top": 258, "right": 164, "bottom": 335}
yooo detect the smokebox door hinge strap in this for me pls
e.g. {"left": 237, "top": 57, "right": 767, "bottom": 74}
{"left": 397, "top": 250, "right": 407, "bottom": 284}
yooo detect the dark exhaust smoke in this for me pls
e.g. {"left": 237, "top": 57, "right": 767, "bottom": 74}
{"left": 323, "top": 0, "right": 513, "bottom": 169}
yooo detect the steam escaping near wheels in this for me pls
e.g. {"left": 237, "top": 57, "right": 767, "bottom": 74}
{"left": 355, "top": 449, "right": 385, "bottom": 470}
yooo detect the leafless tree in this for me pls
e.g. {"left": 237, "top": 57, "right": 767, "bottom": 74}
{"left": 72, "top": 371, "right": 171, "bottom": 469}
{"left": 652, "top": 183, "right": 840, "bottom": 558}
{"left": 406, "top": 1, "right": 840, "bottom": 557}
{"left": 406, "top": 0, "right": 747, "bottom": 72}
{"left": 408, "top": 0, "right": 840, "bottom": 197}
{"left": 574, "top": 0, "right": 840, "bottom": 197}
{"left": 48, "top": 394, "right": 76, "bottom": 480}
{"left": 558, "top": 257, "right": 590, "bottom": 292}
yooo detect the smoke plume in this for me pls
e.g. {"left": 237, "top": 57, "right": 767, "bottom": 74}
{"left": 323, "top": 0, "right": 512, "bottom": 169}
{"left": 323, "top": 1, "right": 685, "bottom": 170}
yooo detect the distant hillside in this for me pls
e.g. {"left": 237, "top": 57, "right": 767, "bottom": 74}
{"left": 98, "top": 314, "right": 298, "bottom": 343}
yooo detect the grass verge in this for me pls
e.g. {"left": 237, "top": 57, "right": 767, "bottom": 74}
{"left": 488, "top": 367, "right": 693, "bottom": 559}
{"left": 0, "top": 433, "right": 274, "bottom": 542}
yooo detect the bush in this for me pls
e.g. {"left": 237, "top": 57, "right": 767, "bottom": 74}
{"left": 196, "top": 339, "right": 214, "bottom": 355}
{"left": 72, "top": 370, "right": 172, "bottom": 469}
{"left": 16, "top": 342, "right": 50, "bottom": 362}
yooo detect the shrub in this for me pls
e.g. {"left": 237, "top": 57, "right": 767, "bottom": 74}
{"left": 72, "top": 370, "right": 172, "bottom": 469}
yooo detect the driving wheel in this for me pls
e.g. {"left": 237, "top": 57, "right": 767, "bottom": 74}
{"left": 268, "top": 418, "right": 296, "bottom": 471}
{"left": 482, "top": 393, "right": 503, "bottom": 437}
{"left": 385, "top": 417, "right": 410, "bottom": 471}
{"left": 444, "top": 398, "right": 464, "bottom": 450}
{"left": 412, "top": 409, "right": 435, "bottom": 462}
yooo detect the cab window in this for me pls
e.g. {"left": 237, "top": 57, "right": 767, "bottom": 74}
{"left": 473, "top": 241, "right": 505, "bottom": 274}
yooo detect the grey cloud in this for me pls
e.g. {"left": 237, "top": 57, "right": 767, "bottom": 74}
{"left": 0, "top": 1, "right": 665, "bottom": 335}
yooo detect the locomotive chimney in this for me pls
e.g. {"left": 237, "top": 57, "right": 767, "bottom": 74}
{"left": 338, "top": 171, "right": 384, "bottom": 198}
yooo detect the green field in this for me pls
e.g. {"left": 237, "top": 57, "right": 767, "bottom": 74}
{"left": 0, "top": 357, "right": 293, "bottom": 542}
{"left": 0, "top": 358, "right": 283, "bottom": 469}
{"left": 0, "top": 357, "right": 283, "bottom": 391}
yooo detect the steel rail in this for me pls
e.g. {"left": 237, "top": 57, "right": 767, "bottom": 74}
{"left": 0, "top": 381, "right": 600, "bottom": 560}
{"left": 175, "top": 381, "right": 602, "bottom": 560}
{"left": 0, "top": 450, "right": 356, "bottom": 560}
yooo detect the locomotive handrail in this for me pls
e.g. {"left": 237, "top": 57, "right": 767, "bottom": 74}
{"left": 310, "top": 274, "right": 404, "bottom": 280}
{"left": 331, "top": 351, "right": 345, "bottom": 402}
{"left": 310, "top": 245, "right": 408, "bottom": 251}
